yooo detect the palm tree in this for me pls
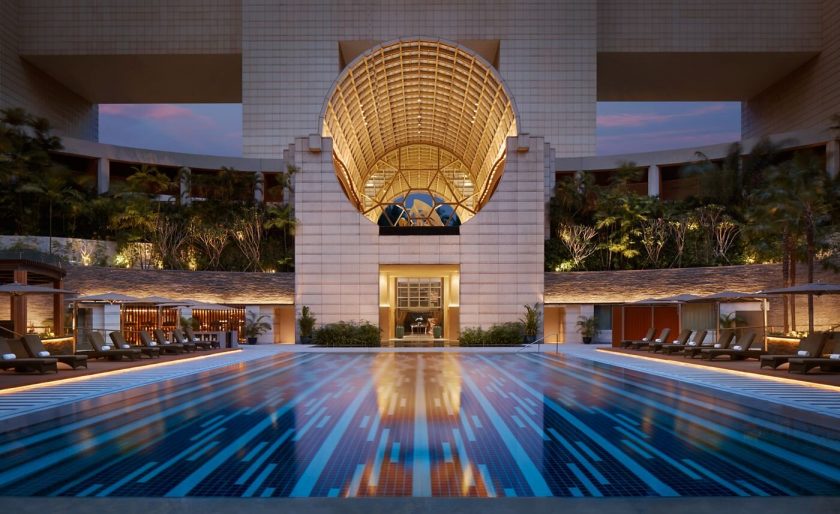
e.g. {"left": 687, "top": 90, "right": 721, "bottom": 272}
{"left": 264, "top": 203, "right": 296, "bottom": 271}
{"left": 747, "top": 150, "right": 832, "bottom": 332}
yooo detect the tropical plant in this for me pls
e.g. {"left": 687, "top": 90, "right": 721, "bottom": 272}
{"left": 520, "top": 303, "right": 541, "bottom": 338}
{"left": 557, "top": 224, "right": 598, "bottom": 270}
{"left": 244, "top": 312, "right": 272, "bottom": 339}
{"left": 576, "top": 315, "right": 599, "bottom": 341}
{"left": 747, "top": 151, "right": 832, "bottom": 331}
{"left": 234, "top": 207, "right": 264, "bottom": 271}
{"left": 180, "top": 316, "right": 200, "bottom": 330}
{"left": 719, "top": 312, "right": 745, "bottom": 329}
{"left": 298, "top": 306, "right": 316, "bottom": 339}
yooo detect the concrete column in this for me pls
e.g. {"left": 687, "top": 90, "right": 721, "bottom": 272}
{"left": 254, "top": 172, "right": 265, "bottom": 203}
{"left": 828, "top": 139, "right": 840, "bottom": 179}
{"left": 97, "top": 158, "right": 110, "bottom": 195}
{"left": 179, "top": 167, "right": 192, "bottom": 205}
{"left": 11, "top": 270, "right": 27, "bottom": 337}
{"left": 647, "top": 164, "right": 660, "bottom": 197}
{"left": 53, "top": 279, "right": 64, "bottom": 337}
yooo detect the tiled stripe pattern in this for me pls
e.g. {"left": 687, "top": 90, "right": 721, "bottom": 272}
{"left": 555, "top": 346, "right": 840, "bottom": 418}
{"left": 0, "top": 352, "right": 837, "bottom": 497}
{"left": 0, "top": 346, "right": 287, "bottom": 426}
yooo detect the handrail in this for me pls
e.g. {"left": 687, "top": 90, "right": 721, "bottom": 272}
{"left": 0, "top": 325, "right": 24, "bottom": 338}
{"left": 517, "top": 333, "right": 562, "bottom": 353}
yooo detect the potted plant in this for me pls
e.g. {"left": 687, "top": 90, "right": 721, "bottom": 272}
{"left": 576, "top": 315, "right": 599, "bottom": 344}
{"left": 520, "top": 303, "right": 540, "bottom": 344}
{"left": 244, "top": 312, "right": 271, "bottom": 345}
{"left": 298, "top": 305, "right": 316, "bottom": 344}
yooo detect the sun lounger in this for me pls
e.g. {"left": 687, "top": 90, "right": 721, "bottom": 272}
{"left": 629, "top": 328, "right": 671, "bottom": 350}
{"left": 173, "top": 329, "right": 211, "bottom": 350}
{"left": 21, "top": 334, "right": 88, "bottom": 369}
{"left": 788, "top": 336, "right": 840, "bottom": 374}
{"left": 759, "top": 332, "right": 830, "bottom": 369}
{"left": 109, "top": 331, "right": 160, "bottom": 359}
{"left": 650, "top": 329, "right": 691, "bottom": 353}
{"left": 185, "top": 326, "right": 221, "bottom": 349}
{"left": 145, "top": 330, "right": 187, "bottom": 354}
{"left": 620, "top": 327, "right": 655, "bottom": 349}
{"left": 1, "top": 339, "right": 58, "bottom": 374}
{"left": 684, "top": 329, "right": 734, "bottom": 358}
{"left": 700, "top": 331, "right": 759, "bottom": 360}
{"left": 661, "top": 330, "right": 707, "bottom": 355}
{"left": 83, "top": 332, "right": 141, "bottom": 361}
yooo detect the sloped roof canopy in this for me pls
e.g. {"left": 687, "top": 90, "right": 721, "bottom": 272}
{"left": 322, "top": 38, "right": 518, "bottom": 223}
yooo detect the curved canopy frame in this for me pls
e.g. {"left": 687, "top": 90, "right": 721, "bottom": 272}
{"left": 322, "top": 38, "right": 518, "bottom": 223}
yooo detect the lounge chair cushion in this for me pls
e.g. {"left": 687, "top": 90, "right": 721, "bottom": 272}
{"left": 642, "top": 337, "right": 649, "bottom": 341}
{"left": 100, "top": 345, "right": 111, "bottom": 351}
{"left": 714, "top": 344, "right": 722, "bottom": 348}
{"left": 148, "top": 341, "right": 157, "bottom": 346}
{"left": 732, "top": 345, "right": 742, "bottom": 351}
{"left": 797, "top": 350, "right": 810, "bottom": 356}
{"left": 654, "top": 338, "right": 662, "bottom": 343}
{"left": 687, "top": 341, "right": 697, "bottom": 346}
{"left": 120, "top": 344, "right": 130, "bottom": 349}
{"left": 830, "top": 354, "right": 840, "bottom": 360}
{"left": 38, "top": 350, "right": 50, "bottom": 357}
{"left": 2, "top": 353, "right": 16, "bottom": 360}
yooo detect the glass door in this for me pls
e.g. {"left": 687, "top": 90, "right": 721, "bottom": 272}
{"left": 395, "top": 278, "right": 443, "bottom": 337}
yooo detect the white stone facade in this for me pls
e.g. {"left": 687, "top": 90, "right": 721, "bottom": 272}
{"left": 295, "top": 134, "right": 545, "bottom": 334}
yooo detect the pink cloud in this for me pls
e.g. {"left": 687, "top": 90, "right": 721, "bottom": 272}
{"left": 597, "top": 129, "right": 741, "bottom": 155}
{"left": 99, "top": 104, "right": 214, "bottom": 126}
{"left": 597, "top": 103, "right": 728, "bottom": 128}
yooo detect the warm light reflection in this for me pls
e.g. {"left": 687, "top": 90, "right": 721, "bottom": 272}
{"left": 0, "top": 350, "right": 242, "bottom": 395}
{"left": 598, "top": 349, "right": 840, "bottom": 392}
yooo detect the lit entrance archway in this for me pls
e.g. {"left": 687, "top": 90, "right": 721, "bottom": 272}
{"left": 379, "top": 265, "right": 460, "bottom": 342}
{"left": 321, "top": 38, "right": 518, "bottom": 226}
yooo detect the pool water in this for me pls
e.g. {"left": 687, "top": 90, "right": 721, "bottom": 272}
{"left": 0, "top": 352, "right": 838, "bottom": 497}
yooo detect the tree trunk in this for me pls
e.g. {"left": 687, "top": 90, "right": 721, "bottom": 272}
{"left": 789, "top": 239, "right": 797, "bottom": 333}
{"left": 781, "top": 233, "right": 790, "bottom": 334}
{"left": 807, "top": 223, "right": 815, "bottom": 333}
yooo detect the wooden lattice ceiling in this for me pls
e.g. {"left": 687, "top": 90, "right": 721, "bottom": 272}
{"left": 323, "top": 38, "right": 517, "bottom": 222}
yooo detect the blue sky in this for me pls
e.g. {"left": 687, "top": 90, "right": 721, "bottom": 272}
{"left": 99, "top": 102, "right": 741, "bottom": 157}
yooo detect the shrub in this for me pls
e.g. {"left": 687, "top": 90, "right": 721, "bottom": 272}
{"left": 459, "top": 327, "right": 486, "bottom": 346}
{"left": 486, "top": 322, "right": 525, "bottom": 346}
{"left": 313, "top": 321, "right": 380, "bottom": 347}
{"left": 458, "top": 322, "right": 524, "bottom": 346}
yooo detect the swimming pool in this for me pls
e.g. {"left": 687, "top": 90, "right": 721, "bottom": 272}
{"left": 0, "top": 352, "right": 838, "bottom": 497}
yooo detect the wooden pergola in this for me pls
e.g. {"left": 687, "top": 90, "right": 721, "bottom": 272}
{"left": 0, "top": 251, "right": 68, "bottom": 338}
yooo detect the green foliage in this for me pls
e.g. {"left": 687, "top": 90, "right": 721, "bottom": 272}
{"left": 313, "top": 321, "right": 380, "bottom": 347}
{"left": 0, "top": 108, "right": 298, "bottom": 272}
{"left": 458, "top": 322, "right": 524, "bottom": 346}
{"left": 544, "top": 141, "right": 835, "bottom": 272}
{"left": 458, "top": 327, "right": 487, "bottom": 346}
{"left": 719, "top": 312, "right": 745, "bottom": 329}
{"left": 520, "top": 303, "right": 540, "bottom": 337}
{"left": 244, "top": 312, "right": 272, "bottom": 338}
{"left": 298, "top": 306, "right": 316, "bottom": 338}
{"left": 180, "top": 316, "right": 200, "bottom": 330}
{"left": 576, "top": 316, "right": 599, "bottom": 338}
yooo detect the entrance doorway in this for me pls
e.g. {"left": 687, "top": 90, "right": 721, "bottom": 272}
{"left": 379, "top": 265, "right": 460, "bottom": 341}
{"left": 395, "top": 278, "right": 443, "bottom": 337}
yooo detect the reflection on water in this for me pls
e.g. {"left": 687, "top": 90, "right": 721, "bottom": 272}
{"left": 0, "top": 352, "right": 838, "bottom": 497}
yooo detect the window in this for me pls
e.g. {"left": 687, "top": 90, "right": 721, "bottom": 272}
{"left": 594, "top": 305, "right": 612, "bottom": 331}
{"left": 396, "top": 278, "right": 442, "bottom": 308}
